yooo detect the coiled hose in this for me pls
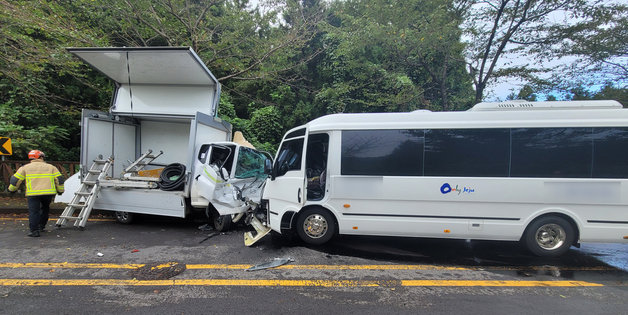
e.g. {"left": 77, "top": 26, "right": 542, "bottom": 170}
{"left": 159, "top": 163, "right": 186, "bottom": 191}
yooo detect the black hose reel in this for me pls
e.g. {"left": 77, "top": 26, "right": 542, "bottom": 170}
{"left": 159, "top": 163, "right": 186, "bottom": 191}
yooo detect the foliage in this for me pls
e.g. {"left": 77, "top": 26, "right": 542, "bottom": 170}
{"left": 0, "top": 0, "right": 624, "bottom": 161}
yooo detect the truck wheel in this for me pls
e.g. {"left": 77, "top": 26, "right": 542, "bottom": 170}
{"left": 296, "top": 207, "right": 336, "bottom": 245}
{"left": 213, "top": 214, "right": 232, "bottom": 232}
{"left": 115, "top": 211, "right": 134, "bottom": 224}
{"left": 523, "top": 216, "right": 575, "bottom": 257}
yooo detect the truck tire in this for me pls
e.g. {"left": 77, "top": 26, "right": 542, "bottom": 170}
{"left": 115, "top": 211, "right": 134, "bottom": 224}
{"left": 213, "top": 214, "right": 232, "bottom": 232}
{"left": 523, "top": 216, "right": 575, "bottom": 257}
{"left": 296, "top": 207, "right": 336, "bottom": 245}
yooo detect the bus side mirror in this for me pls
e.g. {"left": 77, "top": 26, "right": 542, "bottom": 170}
{"left": 264, "top": 159, "right": 275, "bottom": 180}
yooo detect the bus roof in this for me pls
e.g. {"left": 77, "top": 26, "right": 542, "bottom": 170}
{"left": 304, "top": 100, "right": 627, "bottom": 132}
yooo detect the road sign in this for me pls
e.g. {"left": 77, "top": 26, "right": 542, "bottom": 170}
{"left": 0, "top": 137, "right": 12, "bottom": 155}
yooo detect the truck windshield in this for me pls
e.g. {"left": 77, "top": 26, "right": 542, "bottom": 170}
{"left": 234, "top": 147, "right": 270, "bottom": 179}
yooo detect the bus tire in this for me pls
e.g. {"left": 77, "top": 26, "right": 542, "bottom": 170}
{"left": 296, "top": 207, "right": 336, "bottom": 245}
{"left": 115, "top": 211, "right": 134, "bottom": 224}
{"left": 523, "top": 216, "right": 575, "bottom": 257}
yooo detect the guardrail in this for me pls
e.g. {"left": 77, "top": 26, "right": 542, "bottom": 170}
{"left": 0, "top": 161, "right": 79, "bottom": 191}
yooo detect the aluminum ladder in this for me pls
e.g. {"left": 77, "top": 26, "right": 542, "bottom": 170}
{"left": 56, "top": 156, "right": 113, "bottom": 229}
{"left": 122, "top": 149, "right": 163, "bottom": 176}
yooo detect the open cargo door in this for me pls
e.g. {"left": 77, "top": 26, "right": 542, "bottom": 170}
{"left": 67, "top": 47, "right": 220, "bottom": 119}
{"left": 81, "top": 110, "right": 137, "bottom": 178}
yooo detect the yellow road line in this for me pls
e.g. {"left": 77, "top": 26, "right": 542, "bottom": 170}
{"left": 0, "top": 263, "right": 143, "bottom": 269}
{"left": 186, "top": 264, "right": 470, "bottom": 270}
{"left": 0, "top": 262, "right": 616, "bottom": 272}
{"left": 0, "top": 217, "right": 114, "bottom": 222}
{"left": 0, "top": 279, "right": 604, "bottom": 287}
{"left": 401, "top": 280, "right": 604, "bottom": 287}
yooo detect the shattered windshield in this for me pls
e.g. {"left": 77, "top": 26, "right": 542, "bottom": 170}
{"left": 234, "top": 147, "right": 269, "bottom": 179}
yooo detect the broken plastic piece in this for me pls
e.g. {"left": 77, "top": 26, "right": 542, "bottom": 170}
{"left": 243, "top": 216, "right": 271, "bottom": 246}
{"left": 247, "top": 257, "right": 294, "bottom": 271}
{"left": 97, "top": 252, "right": 104, "bottom": 257}
{"left": 131, "top": 249, "right": 139, "bottom": 253}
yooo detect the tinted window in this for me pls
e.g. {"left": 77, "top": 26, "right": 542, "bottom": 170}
{"left": 424, "top": 129, "right": 510, "bottom": 177}
{"left": 592, "top": 127, "right": 628, "bottom": 178}
{"left": 275, "top": 138, "right": 304, "bottom": 177}
{"left": 511, "top": 128, "right": 592, "bottom": 178}
{"left": 341, "top": 130, "right": 424, "bottom": 176}
{"left": 285, "top": 128, "right": 306, "bottom": 139}
{"left": 198, "top": 144, "right": 210, "bottom": 163}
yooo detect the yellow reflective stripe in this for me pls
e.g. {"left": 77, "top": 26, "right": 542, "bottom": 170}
{"left": 203, "top": 167, "right": 223, "bottom": 183}
{"left": 27, "top": 188, "right": 57, "bottom": 193}
{"left": 25, "top": 174, "right": 58, "bottom": 178}
{"left": 26, "top": 191, "right": 57, "bottom": 196}
{"left": 13, "top": 173, "right": 25, "bottom": 180}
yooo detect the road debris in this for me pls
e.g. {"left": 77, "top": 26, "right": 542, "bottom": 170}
{"left": 198, "top": 224, "right": 213, "bottom": 231}
{"left": 199, "top": 232, "right": 219, "bottom": 244}
{"left": 96, "top": 252, "right": 104, "bottom": 257}
{"left": 129, "top": 262, "right": 186, "bottom": 280}
{"left": 247, "top": 257, "right": 294, "bottom": 271}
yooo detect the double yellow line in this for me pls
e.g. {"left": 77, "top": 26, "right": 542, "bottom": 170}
{"left": 0, "top": 262, "right": 611, "bottom": 287}
{"left": 0, "top": 279, "right": 602, "bottom": 287}
{"left": 0, "top": 262, "right": 615, "bottom": 271}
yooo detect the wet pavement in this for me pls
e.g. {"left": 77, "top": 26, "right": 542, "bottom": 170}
{"left": 0, "top": 214, "right": 627, "bottom": 314}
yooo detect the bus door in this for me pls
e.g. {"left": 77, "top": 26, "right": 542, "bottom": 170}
{"left": 264, "top": 128, "right": 308, "bottom": 213}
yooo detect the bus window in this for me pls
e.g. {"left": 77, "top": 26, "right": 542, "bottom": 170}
{"left": 274, "top": 138, "right": 304, "bottom": 177}
{"left": 306, "top": 133, "right": 329, "bottom": 200}
{"left": 341, "top": 129, "right": 424, "bottom": 176}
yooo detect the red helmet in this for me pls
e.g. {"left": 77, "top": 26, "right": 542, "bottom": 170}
{"left": 28, "top": 150, "right": 45, "bottom": 159}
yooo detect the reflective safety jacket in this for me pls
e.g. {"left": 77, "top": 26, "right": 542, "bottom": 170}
{"left": 8, "top": 159, "right": 65, "bottom": 196}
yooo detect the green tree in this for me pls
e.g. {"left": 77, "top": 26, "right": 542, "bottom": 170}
{"left": 461, "top": 0, "right": 588, "bottom": 103}
{"left": 0, "top": 0, "right": 110, "bottom": 160}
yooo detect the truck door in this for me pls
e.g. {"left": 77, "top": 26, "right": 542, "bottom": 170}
{"left": 81, "top": 109, "right": 137, "bottom": 178}
{"left": 187, "top": 111, "right": 231, "bottom": 197}
{"left": 264, "top": 127, "right": 308, "bottom": 213}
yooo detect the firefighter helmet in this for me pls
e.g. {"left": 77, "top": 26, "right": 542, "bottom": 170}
{"left": 28, "top": 150, "right": 45, "bottom": 159}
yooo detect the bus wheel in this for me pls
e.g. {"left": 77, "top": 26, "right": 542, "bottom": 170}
{"left": 524, "top": 216, "right": 575, "bottom": 257}
{"left": 115, "top": 211, "right": 134, "bottom": 224}
{"left": 296, "top": 208, "right": 336, "bottom": 245}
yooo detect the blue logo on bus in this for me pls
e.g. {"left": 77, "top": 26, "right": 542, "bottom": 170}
{"left": 440, "top": 183, "right": 452, "bottom": 194}
{"left": 441, "top": 183, "right": 475, "bottom": 195}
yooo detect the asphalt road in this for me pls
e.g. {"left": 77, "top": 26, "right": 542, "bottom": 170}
{"left": 0, "top": 214, "right": 627, "bottom": 314}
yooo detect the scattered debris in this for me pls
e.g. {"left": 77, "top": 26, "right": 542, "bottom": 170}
{"left": 247, "top": 257, "right": 294, "bottom": 271}
{"left": 96, "top": 252, "right": 104, "bottom": 257}
{"left": 131, "top": 249, "right": 139, "bottom": 253}
{"left": 129, "top": 262, "right": 186, "bottom": 280}
{"left": 198, "top": 224, "right": 214, "bottom": 231}
{"left": 199, "top": 232, "right": 219, "bottom": 244}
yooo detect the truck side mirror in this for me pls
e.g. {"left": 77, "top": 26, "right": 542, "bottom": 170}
{"left": 264, "top": 159, "right": 274, "bottom": 180}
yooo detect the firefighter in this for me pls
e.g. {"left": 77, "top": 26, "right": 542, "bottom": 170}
{"left": 8, "top": 150, "right": 65, "bottom": 237}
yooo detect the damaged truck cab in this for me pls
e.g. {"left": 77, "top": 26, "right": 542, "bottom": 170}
{"left": 60, "top": 47, "right": 271, "bottom": 237}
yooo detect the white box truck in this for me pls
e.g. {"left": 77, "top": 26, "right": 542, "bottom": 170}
{"left": 57, "top": 47, "right": 272, "bottom": 243}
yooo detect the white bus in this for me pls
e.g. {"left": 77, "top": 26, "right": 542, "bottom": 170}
{"left": 262, "top": 100, "right": 628, "bottom": 256}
